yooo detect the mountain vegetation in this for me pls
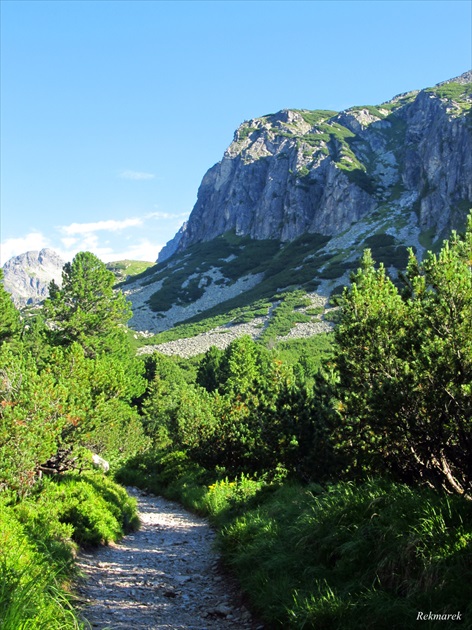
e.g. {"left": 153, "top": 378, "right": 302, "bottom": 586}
{"left": 1, "top": 212, "right": 471, "bottom": 628}
{"left": 1, "top": 74, "right": 471, "bottom": 628}
{"left": 123, "top": 74, "right": 471, "bottom": 335}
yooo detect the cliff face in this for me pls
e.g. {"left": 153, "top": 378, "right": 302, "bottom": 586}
{"left": 169, "top": 71, "right": 471, "bottom": 257}
{"left": 2, "top": 248, "right": 65, "bottom": 305}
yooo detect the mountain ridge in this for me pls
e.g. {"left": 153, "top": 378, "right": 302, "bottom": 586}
{"left": 126, "top": 72, "right": 471, "bottom": 336}
{"left": 2, "top": 73, "right": 471, "bottom": 339}
{"left": 166, "top": 70, "right": 470, "bottom": 255}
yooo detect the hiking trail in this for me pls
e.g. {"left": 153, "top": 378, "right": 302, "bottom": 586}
{"left": 76, "top": 487, "right": 260, "bottom": 629}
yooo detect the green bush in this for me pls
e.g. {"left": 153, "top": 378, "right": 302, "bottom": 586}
{"left": 28, "top": 472, "right": 139, "bottom": 546}
{"left": 334, "top": 219, "right": 472, "bottom": 494}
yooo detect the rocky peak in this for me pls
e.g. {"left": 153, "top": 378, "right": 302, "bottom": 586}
{"left": 169, "top": 73, "right": 471, "bottom": 257}
{"left": 157, "top": 222, "right": 188, "bottom": 263}
{"left": 2, "top": 248, "right": 65, "bottom": 305}
{"left": 438, "top": 70, "right": 472, "bottom": 85}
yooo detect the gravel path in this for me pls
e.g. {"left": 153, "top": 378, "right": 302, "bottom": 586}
{"left": 77, "top": 488, "right": 259, "bottom": 630}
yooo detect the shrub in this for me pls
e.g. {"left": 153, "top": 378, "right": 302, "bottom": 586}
{"left": 20, "top": 472, "right": 139, "bottom": 547}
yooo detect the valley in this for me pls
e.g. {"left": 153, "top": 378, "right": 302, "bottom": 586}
{"left": 1, "top": 71, "right": 471, "bottom": 630}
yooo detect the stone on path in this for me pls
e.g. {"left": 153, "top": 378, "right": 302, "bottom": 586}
{"left": 76, "top": 487, "right": 259, "bottom": 629}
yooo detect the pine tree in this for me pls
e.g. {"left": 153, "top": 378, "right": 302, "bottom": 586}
{"left": 334, "top": 215, "right": 472, "bottom": 496}
{"left": 0, "top": 269, "right": 20, "bottom": 345}
{"left": 44, "top": 251, "right": 132, "bottom": 357}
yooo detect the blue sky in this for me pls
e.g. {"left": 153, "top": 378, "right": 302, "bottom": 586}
{"left": 1, "top": 0, "right": 471, "bottom": 264}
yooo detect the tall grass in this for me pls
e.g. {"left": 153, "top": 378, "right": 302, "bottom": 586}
{"left": 220, "top": 479, "right": 472, "bottom": 628}
{"left": 0, "top": 470, "right": 139, "bottom": 629}
{"left": 119, "top": 452, "right": 472, "bottom": 629}
{"left": 0, "top": 502, "right": 82, "bottom": 629}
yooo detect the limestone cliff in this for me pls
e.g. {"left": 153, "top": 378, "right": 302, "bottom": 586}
{"left": 168, "top": 71, "right": 471, "bottom": 257}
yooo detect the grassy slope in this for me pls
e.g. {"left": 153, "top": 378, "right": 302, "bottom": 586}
{"left": 107, "top": 259, "right": 155, "bottom": 283}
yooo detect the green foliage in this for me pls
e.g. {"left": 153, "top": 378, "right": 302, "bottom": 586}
{"left": 118, "top": 448, "right": 472, "bottom": 630}
{"left": 26, "top": 472, "right": 139, "bottom": 546}
{"left": 364, "top": 233, "right": 411, "bottom": 268}
{"left": 426, "top": 81, "right": 472, "bottom": 103}
{"left": 237, "top": 125, "right": 259, "bottom": 141}
{"left": 106, "top": 259, "right": 155, "bottom": 283}
{"left": 116, "top": 449, "right": 212, "bottom": 510}
{"left": 1, "top": 251, "right": 148, "bottom": 497}
{"left": 349, "top": 104, "right": 387, "bottom": 119}
{"left": 275, "top": 333, "right": 334, "bottom": 385}
{"left": 44, "top": 251, "right": 132, "bottom": 358}
{"left": 140, "top": 353, "right": 194, "bottom": 446}
{"left": 0, "top": 509, "right": 82, "bottom": 629}
{"left": 0, "top": 270, "right": 20, "bottom": 346}
{"left": 221, "top": 479, "right": 472, "bottom": 628}
{"left": 0, "top": 349, "right": 69, "bottom": 495}
{"left": 319, "top": 260, "right": 353, "bottom": 280}
{"left": 196, "top": 345, "right": 224, "bottom": 392}
{"left": 0, "top": 471, "right": 138, "bottom": 628}
{"left": 298, "top": 109, "right": 337, "bottom": 126}
{"left": 333, "top": 215, "right": 472, "bottom": 495}
{"left": 143, "top": 336, "right": 336, "bottom": 478}
{"left": 260, "top": 291, "right": 311, "bottom": 341}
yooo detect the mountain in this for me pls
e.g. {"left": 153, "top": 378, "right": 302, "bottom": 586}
{"left": 125, "top": 72, "right": 471, "bottom": 339}
{"left": 171, "top": 71, "right": 471, "bottom": 253}
{"left": 2, "top": 248, "right": 65, "bottom": 306}
{"left": 1, "top": 251, "right": 156, "bottom": 306}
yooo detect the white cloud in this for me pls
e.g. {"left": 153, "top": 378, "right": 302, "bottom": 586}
{"left": 55, "top": 234, "right": 116, "bottom": 264}
{"left": 61, "top": 237, "right": 79, "bottom": 249}
{"left": 1, "top": 231, "right": 49, "bottom": 265}
{"left": 147, "top": 211, "right": 190, "bottom": 220}
{"left": 61, "top": 218, "right": 143, "bottom": 236}
{"left": 119, "top": 170, "right": 155, "bottom": 181}
{"left": 100, "top": 239, "right": 163, "bottom": 263}
{"left": 2, "top": 213, "right": 169, "bottom": 268}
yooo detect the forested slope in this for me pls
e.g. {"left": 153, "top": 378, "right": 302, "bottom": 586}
{"left": 1, "top": 218, "right": 471, "bottom": 628}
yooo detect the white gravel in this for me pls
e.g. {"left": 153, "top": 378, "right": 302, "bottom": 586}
{"left": 77, "top": 487, "right": 260, "bottom": 629}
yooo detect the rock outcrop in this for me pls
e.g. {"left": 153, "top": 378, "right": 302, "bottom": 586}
{"left": 2, "top": 248, "right": 64, "bottom": 305}
{"left": 157, "top": 221, "right": 188, "bottom": 262}
{"left": 166, "top": 71, "right": 471, "bottom": 258}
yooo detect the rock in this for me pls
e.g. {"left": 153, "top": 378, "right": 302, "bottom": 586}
{"left": 157, "top": 221, "right": 188, "bottom": 262}
{"left": 2, "top": 248, "right": 65, "bottom": 306}
{"left": 91, "top": 453, "right": 110, "bottom": 472}
{"left": 175, "top": 72, "right": 470, "bottom": 253}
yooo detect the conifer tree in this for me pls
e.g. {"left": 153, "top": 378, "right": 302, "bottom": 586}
{"left": 334, "top": 214, "right": 472, "bottom": 496}
{"left": 0, "top": 269, "right": 20, "bottom": 345}
{"left": 44, "top": 251, "right": 132, "bottom": 357}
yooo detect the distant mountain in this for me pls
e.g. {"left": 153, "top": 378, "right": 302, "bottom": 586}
{"left": 2, "top": 248, "right": 65, "bottom": 306}
{"left": 126, "top": 72, "right": 471, "bottom": 335}
{"left": 1, "top": 249, "right": 157, "bottom": 306}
